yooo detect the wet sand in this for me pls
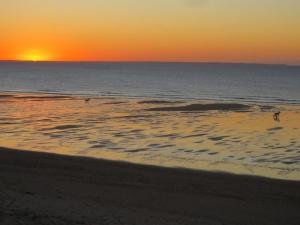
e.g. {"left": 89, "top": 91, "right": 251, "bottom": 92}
{"left": 1, "top": 93, "right": 300, "bottom": 180}
{"left": 1, "top": 147, "right": 300, "bottom": 225}
{"left": 146, "top": 103, "right": 251, "bottom": 111}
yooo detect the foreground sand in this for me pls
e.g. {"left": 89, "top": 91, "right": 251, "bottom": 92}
{"left": 1, "top": 147, "right": 300, "bottom": 225}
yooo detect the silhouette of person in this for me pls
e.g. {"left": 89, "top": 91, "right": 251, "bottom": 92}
{"left": 273, "top": 111, "right": 280, "bottom": 121}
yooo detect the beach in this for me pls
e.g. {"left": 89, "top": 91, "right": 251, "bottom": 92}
{"left": 1, "top": 93, "right": 300, "bottom": 180}
{"left": 1, "top": 147, "right": 300, "bottom": 225}
{"left": 1, "top": 0, "right": 300, "bottom": 223}
{"left": 1, "top": 92, "right": 300, "bottom": 224}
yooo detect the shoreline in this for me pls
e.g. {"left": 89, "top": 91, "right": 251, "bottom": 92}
{"left": 1, "top": 92, "right": 300, "bottom": 181}
{"left": 1, "top": 90, "right": 300, "bottom": 106}
{"left": 1, "top": 147, "right": 300, "bottom": 225}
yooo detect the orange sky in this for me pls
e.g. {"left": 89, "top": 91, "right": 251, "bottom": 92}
{"left": 1, "top": 0, "right": 300, "bottom": 64}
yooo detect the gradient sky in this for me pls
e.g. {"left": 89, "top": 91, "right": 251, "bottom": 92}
{"left": 1, "top": 0, "right": 300, "bottom": 64}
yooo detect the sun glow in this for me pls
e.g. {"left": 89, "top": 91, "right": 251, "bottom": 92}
{"left": 18, "top": 50, "right": 51, "bottom": 62}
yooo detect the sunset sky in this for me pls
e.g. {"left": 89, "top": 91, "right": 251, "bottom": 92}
{"left": 0, "top": 0, "right": 300, "bottom": 64}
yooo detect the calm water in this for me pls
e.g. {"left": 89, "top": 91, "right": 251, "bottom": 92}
{"left": 1, "top": 61, "right": 300, "bottom": 103}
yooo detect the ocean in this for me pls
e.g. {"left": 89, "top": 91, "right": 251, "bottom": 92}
{"left": 1, "top": 61, "right": 300, "bottom": 104}
{"left": 1, "top": 61, "right": 300, "bottom": 180}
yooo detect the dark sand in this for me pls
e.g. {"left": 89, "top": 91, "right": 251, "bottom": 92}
{"left": 138, "top": 100, "right": 184, "bottom": 104}
{"left": 1, "top": 147, "right": 300, "bottom": 225}
{"left": 147, "top": 103, "right": 250, "bottom": 111}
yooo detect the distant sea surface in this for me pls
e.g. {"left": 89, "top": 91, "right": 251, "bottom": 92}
{"left": 1, "top": 61, "right": 300, "bottom": 104}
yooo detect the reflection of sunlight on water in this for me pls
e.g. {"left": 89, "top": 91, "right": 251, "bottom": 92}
{"left": 0, "top": 93, "right": 300, "bottom": 180}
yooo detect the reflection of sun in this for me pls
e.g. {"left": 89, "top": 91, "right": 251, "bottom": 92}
{"left": 19, "top": 50, "right": 51, "bottom": 62}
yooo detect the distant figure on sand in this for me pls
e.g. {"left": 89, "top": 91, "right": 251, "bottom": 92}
{"left": 273, "top": 111, "right": 280, "bottom": 121}
{"left": 85, "top": 98, "right": 91, "bottom": 103}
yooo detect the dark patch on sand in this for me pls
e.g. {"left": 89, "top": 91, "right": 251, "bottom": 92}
{"left": 208, "top": 152, "right": 219, "bottom": 155}
{"left": 157, "top": 133, "right": 178, "bottom": 138}
{"left": 208, "top": 136, "right": 229, "bottom": 141}
{"left": 195, "top": 149, "right": 209, "bottom": 153}
{"left": 50, "top": 125, "right": 82, "bottom": 130}
{"left": 183, "top": 149, "right": 194, "bottom": 153}
{"left": 125, "top": 148, "right": 149, "bottom": 153}
{"left": 138, "top": 100, "right": 183, "bottom": 104}
{"left": 91, "top": 144, "right": 107, "bottom": 149}
{"left": 285, "top": 149, "right": 295, "bottom": 153}
{"left": 48, "top": 134, "right": 63, "bottom": 138}
{"left": 104, "top": 101, "right": 127, "bottom": 105}
{"left": 282, "top": 161, "right": 296, "bottom": 165}
{"left": 25, "top": 191, "right": 35, "bottom": 196}
{"left": 146, "top": 103, "right": 250, "bottom": 112}
{"left": 129, "top": 129, "right": 143, "bottom": 133}
{"left": 194, "top": 140, "right": 205, "bottom": 144}
{"left": 148, "top": 143, "right": 160, "bottom": 147}
{"left": 0, "top": 122, "right": 17, "bottom": 125}
{"left": 267, "top": 127, "right": 283, "bottom": 132}
{"left": 0, "top": 94, "right": 14, "bottom": 98}
{"left": 114, "top": 132, "right": 127, "bottom": 137}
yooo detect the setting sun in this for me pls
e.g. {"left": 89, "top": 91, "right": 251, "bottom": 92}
{"left": 18, "top": 50, "right": 51, "bottom": 62}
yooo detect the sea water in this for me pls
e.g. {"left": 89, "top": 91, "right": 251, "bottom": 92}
{"left": 1, "top": 61, "right": 300, "bottom": 104}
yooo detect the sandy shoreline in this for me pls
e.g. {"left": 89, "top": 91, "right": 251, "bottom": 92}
{"left": 1, "top": 147, "right": 300, "bottom": 225}
{"left": 1, "top": 92, "right": 300, "bottom": 180}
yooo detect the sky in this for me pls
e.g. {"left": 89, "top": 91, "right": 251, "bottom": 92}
{"left": 0, "top": 0, "right": 300, "bottom": 64}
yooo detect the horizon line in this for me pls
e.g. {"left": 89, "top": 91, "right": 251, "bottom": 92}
{"left": 0, "top": 60, "right": 299, "bottom": 67}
